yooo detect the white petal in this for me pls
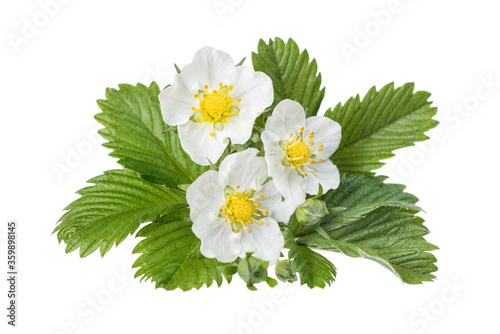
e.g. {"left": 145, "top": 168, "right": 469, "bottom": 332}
{"left": 186, "top": 170, "right": 226, "bottom": 222}
{"left": 239, "top": 217, "right": 284, "bottom": 265}
{"left": 265, "top": 99, "right": 306, "bottom": 139}
{"left": 192, "top": 212, "right": 241, "bottom": 263}
{"left": 300, "top": 159, "right": 340, "bottom": 195}
{"left": 271, "top": 165, "right": 306, "bottom": 206}
{"left": 159, "top": 75, "right": 197, "bottom": 126}
{"left": 254, "top": 181, "right": 296, "bottom": 223}
{"left": 180, "top": 47, "right": 235, "bottom": 91}
{"left": 219, "top": 107, "right": 259, "bottom": 144}
{"left": 261, "top": 131, "right": 286, "bottom": 167}
{"left": 304, "top": 116, "right": 342, "bottom": 159}
{"left": 218, "top": 148, "right": 267, "bottom": 191}
{"left": 178, "top": 121, "right": 229, "bottom": 166}
{"left": 224, "top": 66, "right": 274, "bottom": 112}
{"left": 262, "top": 131, "right": 305, "bottom": 206}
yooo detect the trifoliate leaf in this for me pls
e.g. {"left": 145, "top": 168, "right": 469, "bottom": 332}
{"left": 297, "top": 206, "right": 437, "bottom": 284}
{"left": 54, "top": 170, "right": 186, "bottom": 257}
{"left": 326, "top": 82, "right": 438, "bottom": 173}
{"left": 132, "top": 208, "right": 224, "bottom": 291}
{"left": 96, "top": 82, "right": 208, "bottom": 187}
{"left": 295, "top": 173, "right": 436, "bottom": 284}
{"left": 284, "top": 229, "right": 336, "bottom": 288}
{"left": 252, "top": 37, "right": 325, "bottom": 130}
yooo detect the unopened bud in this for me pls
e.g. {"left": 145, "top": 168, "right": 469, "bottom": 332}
{"left": 237, "top": 252, "right": 269, "bottom": 290}
{"left": 275, "top": 259, "right": 297, "bottom": 283}
{"left": 296, "top": 198, "right": 328, "bottom": 226}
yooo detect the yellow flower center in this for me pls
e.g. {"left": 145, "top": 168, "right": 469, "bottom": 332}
{"left": 192, "top": 83, "right": 241, "bottom": 136}
{"left": 283, "top": 128, "right": 324, "bottom": 177}
{"left": 201, "top": 92, "right": 231, "bottom": 122}
{"left": 220, "top": 186, "right": 269, "bottom": 234}
{"left": 226, "top": 193, "right": 254, "bottom": 222}
{"left": 287, "top": 140, "right": 310, "bottom": 165}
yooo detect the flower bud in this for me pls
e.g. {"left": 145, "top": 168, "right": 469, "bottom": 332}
{"left": 237, "top": 253, "right": 269, "bottom": 290}
{"left": 275, "top": 259, "right": 297, "bottom": 283}
{"left": 295, "top": 198, "right": 329, "bottom": 226}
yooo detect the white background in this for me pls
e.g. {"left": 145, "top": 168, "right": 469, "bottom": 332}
{"left": 1, "top": 0, "right": 499, "bottom": 333}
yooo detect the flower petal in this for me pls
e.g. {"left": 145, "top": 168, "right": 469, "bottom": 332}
{"left": 192, "top": 212, "right": 241, "bottom": 263}
{"left": 300, "top": 159, "right": 340, "bottom": 195}
{"left": 218, "top": 148, "right": 267, "bottom": 191}
{"left": 261, "top": 130, "right": 286, "bottom": 166}
{"left": 254, "top": 181, "right": 296, "bottom": 223}
{"left": 180, "top": 46, "right": 235, "bottom": 91}
{"left": 262, "top": 130, "right": 305, "bottom": 206}
{"left": 239, "top": 217, "right": 284, "bottom": 265}
{"left": 178, "top": 120, "right": 229, "bottom": 166}
{"left": 264, "top": 99, "right": 306, "bottom": 139}
{"left": 224, "top": 66, "right": 273, "bottom": 112}
{"left": 186, "top": 170, "right": 226, "bottom": 222}
{"left": 219, "top": 106, "right": 259, "bottom": 144}
{"left": 271, "top": 166, "right": 306, "bottom": 206}
{"left": 304, "top": 116, "right": 342, "bottom": 159}
{"left": 159, "top": 75, "right": 197, "bottom": 126}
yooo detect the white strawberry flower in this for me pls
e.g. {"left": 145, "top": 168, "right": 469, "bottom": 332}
{"left": 159, "top": 47, "right": 274, "bottom": 166}
{"left": 186, "top": 148, "right": 295, "bottom": 264}
{"left": 262, "top": 99, "right": 342, "bottom": 206}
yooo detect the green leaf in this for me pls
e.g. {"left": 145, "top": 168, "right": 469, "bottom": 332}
{"left": 252, "top": 37, "right": 325, "bottom": 129}
{"left": 96, "top": 82, "right": 208, "bottom": 188}
{"left": 54, "top": 169, "right": 186, "bottom": 257}
{"left": 326, "top": 82, "right": 438, "bottom": 173}
{"left": 284, "top": 229, "right": 336, "bottom": 288}
{"left": 291, "top": 172, "right": 421, "bottom": 237}
{"left": 298, "top": 206, "right": 437, "bottom": 284}
{"left": 295, "top": 173, "right": 437, "bottom": 284}
{"left": 133, "top": 208, "right": 224, "bottom": 291}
